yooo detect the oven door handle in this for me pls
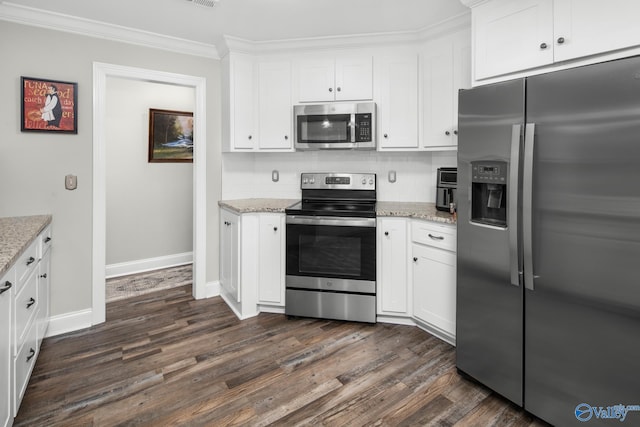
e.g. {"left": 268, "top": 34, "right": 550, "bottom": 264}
{"left": 286, "top": 215, "right": 376, "bottom": 227}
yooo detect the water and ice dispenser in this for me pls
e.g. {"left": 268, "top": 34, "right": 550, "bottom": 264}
{"left": 471, "top": 161, "right": 507, "bottom": 228}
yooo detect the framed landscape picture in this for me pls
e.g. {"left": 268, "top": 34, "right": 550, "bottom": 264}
{"left": 21, "top": 76, "right": 78, "bottom": 133}
{"left": 148, "top": 109, "right": 194, "bottom": 163}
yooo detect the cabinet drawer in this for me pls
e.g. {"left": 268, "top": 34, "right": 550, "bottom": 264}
{"left": 411, "top": 221, "right": 456, "bottom": 252}
{"left": 15, "top": 319, "right": 38, "bottom": 413}
{"left": 15, "top": 238, "right": 39, "bottom": 288}
{"left": 40, "top": 225, "right": 52, "bottom": 257}
{"left": 14, "top": 269, "right": 38, "bottom": 352}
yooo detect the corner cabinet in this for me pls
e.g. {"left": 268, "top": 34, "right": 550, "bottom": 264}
{"left": 222, "top": 53, "right": 294, "bottom": 152}
{"left": 295, "top": 56, "right": 373, "bottom": 103}
{"left": 470, "top": 0, "right": 640, "bottom": 81}
{"left": 219, "top": 209, "right": 286, "bottom": 319}
{"left": 411, "top": 220, "right": 457, "bottom": 344}
{"left": 421, "top": 30, "right": 471, "bottom": 150}
{"left": 377, "top": 218, "right": 410, "bottom": 318}
{"left": 1, "top": 222, "right": 51, "bottom": 425}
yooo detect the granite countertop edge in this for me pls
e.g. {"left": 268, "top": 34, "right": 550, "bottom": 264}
{"left": 0, "top": 215, "right": 52, "bottom": 277}
{"left": 218, "top": 199, "right": 456, "bottom": 224}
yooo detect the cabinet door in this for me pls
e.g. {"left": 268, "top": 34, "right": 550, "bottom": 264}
{"left": 412, "top": 244, "right": 457, "bottom": 336}
{"left": 220, "top": 210, "right": 240, "bottom": 302}
{"left": 257, "top": 214, "right": 285, "bottom": 305}
{"left": 335, "top": 57, "right": 373, "bottom": 101}
{"left": 296, "top": 59, "right": 335, "bottom": 102}
{"left": 474, "top": 0, "right": 554, "bottom": 80}
{"left": 258, "top": 61, "right": 293, "bottom": 150}
{"left": 553, "top": 0, "right": 640, "bottom": 62}
{"left": 377, "top": 54, "right": 419, "bottom": 150}
{"left": 37, "top": 247, "right": 51, "bottom": 343}
{"left": 422, "top": 40, "right": 455, "bottom": 148}
{"left": 231, "top": 54, "right": 257, "bottom": 150}
{"left": 0, "top": 268, "right": 14, "bottom": 427}
{"left": 377, "top": 219, "right": 409, "bottom": 315}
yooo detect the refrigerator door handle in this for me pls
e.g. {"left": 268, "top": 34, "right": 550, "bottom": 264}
{"left": 509, "top": 124, "right": 522, "bottom": 287}
{"left": 523, "top": 123, "right": 536, "bottom": 290}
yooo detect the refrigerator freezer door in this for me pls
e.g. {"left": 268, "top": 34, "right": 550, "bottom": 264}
{"left": 525, "top": 56, "right": 640, "bottom": 426}
{"left": 456, "top": 79, "right": 525, "bottom": 405}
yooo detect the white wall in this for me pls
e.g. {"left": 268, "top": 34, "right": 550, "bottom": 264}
{"left": 106, "top": 78, "right": 194, "bottom": 266}
{"left": 221, "top": 150, "right": 457, "bottom": 202}
{"left": 0, "top": 21, "right": 221, "bottom": 318}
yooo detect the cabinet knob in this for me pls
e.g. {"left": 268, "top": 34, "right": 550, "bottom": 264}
{"left": 27, "top": 297, "right": 36, "bottom": 309}
{"left": 26, "top": 256, "right": 35, "bottom": 266}
{"left": 284, "top": 135, "right": 288, "bottom": 140}
{"left": 384, "top": 231, "right": 389, "bottom": 236}
{"left": 0, "top": 281, "right": 12, "bottom": 295}
{"left": 44, "top": 237, "right": 52, "bottom": 243}
{"left": 384, "top": 133, "right": 388, "bottom": 138}
{"left": 540, "top": 42, "right": 548, "bottom": 49}
{"left": 328, "top": 87, "right": 333, "bottom": 92}
{"left": 454, "top": 130, "right": 458, "bottom": 135}
{"left": 274, "top": 227, "right": 278, "bottom": 231}
{"left": 26, "top": 348, "right": 36, "bottom": 362}
{"left": 40, "top": 273, "right": 48, "bottom": 279}
{"left": 248, "top": 135, "right": 252, "bottom": 140}
{"left": 336, "top": 87, "right": 341, "bottom": 92}
{"left": 557, "top": 37, "right": 565, "bottom": 44}
{"left": 445, "top": 131, "right": 450, "bottom": 136}
{"left": 413, "top": 257, "right": 418, "bottom": 262}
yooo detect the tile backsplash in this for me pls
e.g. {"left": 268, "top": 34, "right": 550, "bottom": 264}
{"left": 222, "top": 150, "right": 456, "bottom": 203}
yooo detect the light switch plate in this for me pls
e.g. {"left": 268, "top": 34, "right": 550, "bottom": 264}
{"left": 65, "top": 174, "right": 77, "bottom": 190}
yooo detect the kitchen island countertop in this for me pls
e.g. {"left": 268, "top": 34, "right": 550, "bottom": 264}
{"left": 218, "top": 199, "right": 456, "bottom": 224}
{"left": 0, "top": 215, "right": 52, "bottom": 277}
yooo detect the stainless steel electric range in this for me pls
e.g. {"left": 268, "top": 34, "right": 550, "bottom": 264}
{"left": 285, "top": 172, "right": 376, "bottom": 323}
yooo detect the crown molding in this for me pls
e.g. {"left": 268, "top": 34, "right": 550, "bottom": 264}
{"left": 0, "top": 2, "right": 220, "bottom": 59}
{"left": 219, "top": 11, "right": 471, "bottom": 57}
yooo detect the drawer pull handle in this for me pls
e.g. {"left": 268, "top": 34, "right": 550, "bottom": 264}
{"left": 0, "top": 281, "right": 12, "bottom": 295}
{"left": 26, "top": 256, "right": 36, "bottom": 266}
{"left": 428, "top": 234, "right": 445, "bottom": 240}
{"left": 44, "top": 237, "right": 52, "bottom": 243}
{"left": 26, "top": 348, "right": 36, "bottom": 362}
{"left": 27, "top": 297, "right": 36, "bottom": 309}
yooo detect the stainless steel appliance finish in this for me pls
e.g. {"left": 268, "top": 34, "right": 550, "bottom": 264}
{"left": 457, "top": 57, "right": 640, "bottom": 427}
{"left": 436, "top": 167, "right": 457, "bottom": 212}
{"left": 294, "top": 102, "right": 376, "bottom": 150}
{"left": 285, "top": 172, "right": 377, "bottom": 323}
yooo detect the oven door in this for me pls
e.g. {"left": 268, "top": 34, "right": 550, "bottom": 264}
{"left": 285, "top": 215, "right": 376, "bottom": 292}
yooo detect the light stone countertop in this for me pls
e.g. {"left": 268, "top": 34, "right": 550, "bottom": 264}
{"left": 218, "top": 199, "right": 456, "bottom": 225}
{"left": 218, "top": 198, "right": 299, "bottom": 214}
{"left": 0, "top": 215, "right": 52, "bottom": 277}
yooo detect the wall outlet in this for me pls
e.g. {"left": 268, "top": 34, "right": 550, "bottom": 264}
{"left": 272, "top": 170, "right": 279, "bottom": 182}
{"left": 388, "top": 170, "right": 397, "bottom": 183}
{"left": 65, "top": 174, "right": 77, "bottom": 190}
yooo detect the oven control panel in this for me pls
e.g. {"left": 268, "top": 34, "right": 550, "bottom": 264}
{"left": 301, "top": 173, "right": 376, "bottom": 190}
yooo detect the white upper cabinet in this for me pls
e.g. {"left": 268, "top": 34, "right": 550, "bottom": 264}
{"left": 222, "top": 52, "right": 257, "bottom": 151}
{"left": 296, "top": 56, "right": 373, "bottom": 102}
{"left": 258, "top": 60, "right": 293, "bottom": 151}
{"left": 472, "top": 0, "right": 640, "bottom": 81}
{"left": 375, "top": 53, "right": 419, "bottom": 150}
{"left": 421, "top": 30, "right": 471, "bottom": 150}
{"left": 473, "top": 0, "right": 554, "bottom": 80}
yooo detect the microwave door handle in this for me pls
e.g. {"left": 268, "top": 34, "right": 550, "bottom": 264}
{"left": 350, "top": 114, "right": 356, "bottom": 142}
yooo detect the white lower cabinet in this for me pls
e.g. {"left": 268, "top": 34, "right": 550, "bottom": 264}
{"left": 220, "top": 209, "right": 285, "bottom": 319}
{"left": 1, "top": 223, "right": 51, "bottom": 425}
{"left": 1, "top": 267, "right": 14, "bottom": 427}
{"left": 411, "top": 221, "right": 457, "bottom": 343}
{"left": 377, "top": 218, "right": 410, "bottom": 317}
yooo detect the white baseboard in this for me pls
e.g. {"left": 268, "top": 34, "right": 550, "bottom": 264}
{"left": 106, "top": 252, "right": 193, "bottom": 278}
{"left": 45, "top": 309, "right": 93, "bottom": 337}
{"left": 204, "top": 280, "right": 220, "bottom": 298}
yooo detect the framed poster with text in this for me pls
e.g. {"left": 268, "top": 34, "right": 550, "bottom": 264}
{"left": 21, "top": 76, "right": 78, "bottom": 133}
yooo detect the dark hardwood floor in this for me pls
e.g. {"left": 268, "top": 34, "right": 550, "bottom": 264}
{"left": 14, "top": 286, "right": 549, "bottom": 426}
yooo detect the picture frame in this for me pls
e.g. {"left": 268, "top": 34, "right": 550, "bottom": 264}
{"left": 148, "top": 109, "right": 194, "bottom": 163}
{"left": 21, "top": 76, "right": 78, "bottom": 133}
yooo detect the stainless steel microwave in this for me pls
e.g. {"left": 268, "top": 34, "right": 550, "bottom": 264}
{"left": 293, "top": 102, "right": 376, "bottom": 150}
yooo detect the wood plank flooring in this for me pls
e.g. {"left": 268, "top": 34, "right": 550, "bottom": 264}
{"left": 14, "top": 286, "right": 550, "bottom": 426}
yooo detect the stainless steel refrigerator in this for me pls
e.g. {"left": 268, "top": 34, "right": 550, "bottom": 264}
{"left": 456, "top": 56, "right": 640, "bottom": 426}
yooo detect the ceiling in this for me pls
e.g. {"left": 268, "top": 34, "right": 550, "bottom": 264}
{"left": 4, "top": 0, "right": 470, "bottom": 47}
